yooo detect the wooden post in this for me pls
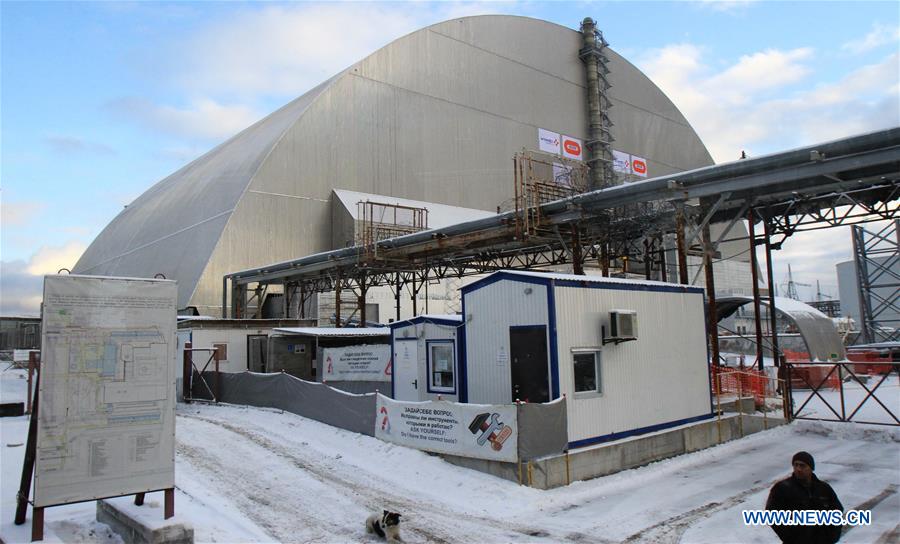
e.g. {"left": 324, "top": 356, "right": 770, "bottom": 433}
{"left": 182, "top": 342, "right": 192, "bottom": 403}
{"left": 165, "top": 488, "right": 174, "bottom": 519}
{"left": 134, "top": 492, "right": 145, "bottom": 506}
{"left": 15, "top": 371, "right": 40, "bottom": 527}
{"left": 214, "top": 347, "right": 220, "bottom": 403}
{"left": 26, "top": 351, "right": 37, "bottom": 414}
{"left": 32, "top": 507, "right": 43, "bottom": 541}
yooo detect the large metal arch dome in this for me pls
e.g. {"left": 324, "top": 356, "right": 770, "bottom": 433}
{"left": 74, "top": 15, "right": 714, "bottom": 314}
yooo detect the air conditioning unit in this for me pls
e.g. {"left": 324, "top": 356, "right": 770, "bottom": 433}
{"left": 604, "top": 310, "right": 637, "bottom": 345}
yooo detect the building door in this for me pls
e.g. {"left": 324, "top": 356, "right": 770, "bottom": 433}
{"left": 393, "top": 339, "right": 419, "bottom": 401}
{"left": 247, "top": 335, "right": 267, "bottom": 372}
{"left": 509, "top": 326, "right": 550, "bottom": 403}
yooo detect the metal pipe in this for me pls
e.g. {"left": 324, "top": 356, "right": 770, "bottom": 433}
{"left": 580, "top": 17, "right": 605, "bottom": 190}
{"left": 225, "top": 128, "right": 900, "bottom": 284}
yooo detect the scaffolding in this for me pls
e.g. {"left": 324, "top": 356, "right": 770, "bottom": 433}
{"left": 851, "top": 219, "right": 899, "bottom": 343}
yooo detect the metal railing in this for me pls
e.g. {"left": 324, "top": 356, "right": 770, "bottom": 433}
{"left": 786, "top": 361, "right": 899, "bottom": 426}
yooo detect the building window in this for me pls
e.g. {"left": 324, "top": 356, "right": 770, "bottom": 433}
{"left": 427, "top": 341, "right": 455, "bottom": 393}
{"left": 573, "top": 351, "right": 601, "bottom": 395}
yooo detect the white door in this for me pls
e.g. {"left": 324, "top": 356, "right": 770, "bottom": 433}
{"left": 393, "top": 339, "right": 419, "bottom": 400}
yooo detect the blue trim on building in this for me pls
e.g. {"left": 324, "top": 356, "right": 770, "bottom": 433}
{"left": 388, "top": 315, "right": 463, "bottom": 328}
{"left": 554, "top": 278, "right": 704, "bottom": 295}
{"left": 425, "top": 339, "right": 457, "bottom": 395}
{"left": 459, "top": 298, "right": 468, "bottom": 402}
{"left": 460, "top": 272, "right": 551, "bottom": 295}
{"left": 461, "top": 270, "right": 705, "bottom": 296}
{"left": 567, "top": 413, "right": 716, "bottom": 449}
{"left": 548, "top": 280, "right": 560, "bottom": 400}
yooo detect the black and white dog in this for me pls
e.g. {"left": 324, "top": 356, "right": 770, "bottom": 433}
{"left": 365, "top": 510, "right": 403, "bottom": 542}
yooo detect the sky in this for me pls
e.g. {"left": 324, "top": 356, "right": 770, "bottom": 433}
{"left": 2, "top": 0, "right": 899, "bottom": 315}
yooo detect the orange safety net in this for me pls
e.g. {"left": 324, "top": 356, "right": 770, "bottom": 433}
{"left": 712, "top": 365, "right": 778, "bottom": 406}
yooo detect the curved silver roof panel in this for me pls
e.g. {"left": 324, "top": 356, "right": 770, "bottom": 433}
{"left": 717, "top": 296, "right": 847, "bottom": 361}
{"left": 74, "top": 15, "right": 713, "bottom": 313}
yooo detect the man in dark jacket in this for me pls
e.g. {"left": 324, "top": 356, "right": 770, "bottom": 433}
{"left": 765, "top": 451, "right": 843, "bottom": 543}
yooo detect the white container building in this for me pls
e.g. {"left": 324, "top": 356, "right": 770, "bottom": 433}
{"left": 389, "top": 315, "right": 463, "bottom": 402}
{"left": 461, "top": 271, "right": 713, "bottom": 447}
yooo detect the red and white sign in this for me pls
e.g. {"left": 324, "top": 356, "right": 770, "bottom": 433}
{"left": 631, "top": 155, "right": 648, "bottom": 177}
{"left": 561, "top": 135, "right": 583, "bottom": 160}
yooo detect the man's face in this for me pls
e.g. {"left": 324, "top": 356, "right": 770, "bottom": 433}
{"left": 792, "top": 460, "right": 813, "bottom": 483}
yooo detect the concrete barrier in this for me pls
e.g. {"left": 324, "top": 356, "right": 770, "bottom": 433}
{"left": 97, "top": 497, "right": 193, "bottom": 544}
{"left": 442, "top": 413, "right": 787, "bottom": 489}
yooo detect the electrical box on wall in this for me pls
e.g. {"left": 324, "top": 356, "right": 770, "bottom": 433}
{"left": 604, "top": 310, "right": 637, "bottom": 345}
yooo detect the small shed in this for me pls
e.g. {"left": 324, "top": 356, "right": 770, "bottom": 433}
{"left": 270, "top": 327, "right": 391, "bottom": 393}
{"left": 389, "top": 315, "right": 463, "bottom": 401}
{"left": 461, "top": 270, "right": 713, "bottom": 448}
{"left": 176, "top": 318, "right": 312, "bottom": 374}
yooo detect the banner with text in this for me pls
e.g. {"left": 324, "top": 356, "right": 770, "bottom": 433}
{"left": 375, "top": 394, "right": 517, "bottom": 462}
{"left": 322, "top": 344, "right": 391, "bottom": 382}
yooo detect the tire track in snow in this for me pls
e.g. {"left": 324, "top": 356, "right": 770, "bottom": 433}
{"left": 178, "top": 410, "right": 563, "bottom": 543}
{"left": 619, "top": 479, "right": 778, "bottom": 543}
{"left": 176, "top": 437, "right": 359, "bottom": 542}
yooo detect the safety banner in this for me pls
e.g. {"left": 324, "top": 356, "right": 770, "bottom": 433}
{"left": 322, "top": 345, "right": 391, "bottom": 382}
{"left": 375, "top": 394, "right": 517, "bottom": 462}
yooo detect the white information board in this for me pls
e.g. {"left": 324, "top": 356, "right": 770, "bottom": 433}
{"left": 322, "top": 344, "right": 391, "bottom": 382}
{"left": 375, "top": 395, "right": 517, "bottom": 462}
{"left": 35, "top": 275, "right": 177, "bottom": 507}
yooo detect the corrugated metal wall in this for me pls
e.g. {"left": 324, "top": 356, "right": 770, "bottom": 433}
{"left": 463, "top": 279, "right": 549, "bottom": 403}
{"left": 77, "top": 15, "right": 716, "bottom": 315}
{"left": 553, "top": 285, "right": 710, "bottom": 444}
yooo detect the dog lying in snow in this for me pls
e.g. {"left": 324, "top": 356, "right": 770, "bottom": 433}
{"left": 365, "top": 510, "right": 403, "bottom": 542}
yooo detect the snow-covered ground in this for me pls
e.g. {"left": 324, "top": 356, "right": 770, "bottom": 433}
{"left": 2, "top": 365, "right": 898, "bottom": 543}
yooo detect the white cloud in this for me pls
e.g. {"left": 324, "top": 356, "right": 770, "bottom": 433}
{"left": 1, "top": 200, "right": 46, "bottom": 228}
{"left": 107, "top": 97, "right": 262, "bottom": 140}
{"left": 1, "top": 242, "right": 85, "bottom": 315}
{"left": 169, "top": 4, "right": 424, "bottom": 97}
{"left": 707, "top": 48, "right": 813, "bottom": 98}
{"left": 43, "top": 135, "right": 116, "bottom": 156}
{"left": 841, "top": 23, "right": 900, "bottom": 54}
{"left": 0, "top": 259, "right": 43, "bottom": 316}
{"left": 26, "top": 241, "right": 87, "bottom": 275}
{"left": 638, "top": 44, "right": 899, "bottom": 162}
{"left": 692, "top": 0, "right": 758, "bottom": 13}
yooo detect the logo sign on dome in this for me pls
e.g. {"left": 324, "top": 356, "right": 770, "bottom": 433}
{"left": 612, "top": 150, "right": 631, "bottom": 174}
{"left": 561, "top": 135, "right": 583, "bottom": 161}
{"left": 538, "top": 128, "right": 560, "bottom": 154}
{"left": 631, "top": 156, "right": 648, "bottom": 177}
